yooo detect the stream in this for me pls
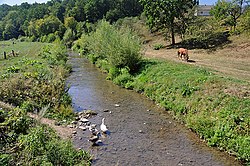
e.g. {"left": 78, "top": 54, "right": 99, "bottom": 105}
{"left": 66, "top": 52, "right": 241, "bottom": 166}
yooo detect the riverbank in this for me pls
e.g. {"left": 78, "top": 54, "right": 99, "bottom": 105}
{"left": 106, "top": 58, "right": 249, "bottom": 164}
{"left": 66, "top": 53, "right": 242, "bottom": 166}
{"left": 0, "top": 41, "right": 91, "bottom": 165}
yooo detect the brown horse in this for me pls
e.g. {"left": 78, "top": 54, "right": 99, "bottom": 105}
{"left": 177, "top": 48, "right": 189, "bottom": 61}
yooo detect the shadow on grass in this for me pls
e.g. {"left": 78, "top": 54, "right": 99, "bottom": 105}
{"left": 132, "top": 59, "right": 158, "bottom": 75}
{"left": 169, "top": 31, "right": 231, "bottom": 50}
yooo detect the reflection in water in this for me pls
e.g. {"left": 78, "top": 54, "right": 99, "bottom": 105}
{"left": 67, "top": 53, "right": 242, "bottom": 166}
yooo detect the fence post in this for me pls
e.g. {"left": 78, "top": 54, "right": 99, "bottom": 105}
{"left": 12, "top": 50, "right": 15, "bottom": 57}
{"left": 4, "top": 51, "right": 6, "bottom": 59}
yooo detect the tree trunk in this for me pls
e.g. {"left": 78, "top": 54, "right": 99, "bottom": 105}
{"left": 171, "top": 23, "right": 175, "bottom": 45}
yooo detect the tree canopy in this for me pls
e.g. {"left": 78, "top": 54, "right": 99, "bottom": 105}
{"left": 0, "top": 0, "right": 143, "bottom": 41}
{"left": 210, "top": 0, "right": 250, "bottom": 31}
{"left": 140, "top": 0, "right": 198, "bottom": 45}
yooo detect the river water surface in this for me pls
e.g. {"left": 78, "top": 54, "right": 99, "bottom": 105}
{"left": 66, "top": 52, "right": 241, "bottom": 166}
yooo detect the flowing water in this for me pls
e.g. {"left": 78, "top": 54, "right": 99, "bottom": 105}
{"left": 67, "top": 52, "right": 241, "bottom": 166}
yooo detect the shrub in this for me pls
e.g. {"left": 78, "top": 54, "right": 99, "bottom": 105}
{"left": 18, "top": 125, "right": 91, "bottom": 165}
{"left": 79, "top": 20, "right": 142, "bottom": 72}
{"left": 152, "top": 43, "right": 164, "bottom": 50}
{"left": 113, "top": 68, "right": 133, "bottom": 87}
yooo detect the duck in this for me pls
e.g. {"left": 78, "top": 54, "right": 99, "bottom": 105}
{"left": 100, "top": 118, "right": 108, "bottom": 133}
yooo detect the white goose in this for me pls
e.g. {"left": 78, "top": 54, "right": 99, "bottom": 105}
{"left": 100, "top": 118, "right": 108, "bottom": 133}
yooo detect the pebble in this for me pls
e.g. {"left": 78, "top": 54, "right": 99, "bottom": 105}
{"left": 80, "top": 118, "right": 89, "bottom": 123}
{"left": 114, "top": 104, "right": 120, "bottom": 107}
{"left": 79, "top": 126, "right": 87, "bottom": 131}
{"left": 71, "top": 121, "right": 77, "bottom": 124}
{"left": 67, "top": 125, "right": 74, "bottom": 128}
{"left": 72, "top": 130, "right": 77, "bottom": 134}
{"left": 139, "top": 130, "right": 143, "bottom": 133}
{"left": 103, "top": 109, "right": 109, "bottom": 112}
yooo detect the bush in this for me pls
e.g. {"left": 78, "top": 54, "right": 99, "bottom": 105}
{"left": 18, "top": 125, "right": 91, "bottom": 165}
{"left": 152, "top": 43, "right": 164, "bottom": 50}
{"left": 79, "top": 20, "right": 142, "bottom": 72}
{"left": 239, "top": 9, "right": 250, "bottom": 34}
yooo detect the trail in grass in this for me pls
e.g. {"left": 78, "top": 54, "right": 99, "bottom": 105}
{"left": 67, "top": 52, "right": 242, "bottom": 166}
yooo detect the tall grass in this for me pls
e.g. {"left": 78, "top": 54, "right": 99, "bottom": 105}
{"left": 74, "top": 20, "right": 142, "bottom": 73}
{"left": 0, "top": 41, "right": 91, "bottom": 165}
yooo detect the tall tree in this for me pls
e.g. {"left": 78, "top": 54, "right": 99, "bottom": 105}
{"left": 140, "top": 0, "right": 198, "bottom": 45}
{"left": 211, "top": 0, "right": 250, "bottom": 31}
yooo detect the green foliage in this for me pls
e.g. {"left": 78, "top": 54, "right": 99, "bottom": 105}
{"left": 210, "top": 0, "right": 247, "bottom": 31}
{"left": 139, "top": 0, "right": 198, "bottom": 44}
{"left": 0, "top": 0, "right": 143, "bottom": 41}
{"left": 63, "top": 28, "right": 76, "bottom": 47}
{"left": 239, "top": 8, "right": 250, "bottom": 33}
{"left": 0, "top": 154, "right": 11, "bottom": 166}
{"left": 18, "top": 125, "right": 91, "bottom": 165}
{"left": 0, "top": 42, "right": 72, "bottom": 120}
{"left": 80, "top": 20, "right": 142, "bottom": 72}
{"left": 152, "top": 43, "right": 164, "bottom": 50}
{"left": 113, "top": 67, "right": 133, "bottom": 87}
{"left": 108, "top": 58, "right": 250, "bottom": 164}
{"left": 64, "top": 17, "right": 77, "bottom": 30}
{"left": 0, "top": 41, "right": 91, "bottom": 165}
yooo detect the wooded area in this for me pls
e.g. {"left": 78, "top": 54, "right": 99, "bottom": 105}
{"left": 1, "top": 0, "right": 250, "bottom": 47}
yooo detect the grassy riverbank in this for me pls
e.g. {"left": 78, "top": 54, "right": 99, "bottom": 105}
{"left": 130, "top": 59, "right": 250, "bottom": 164}
{"left": 98, "top": 57, "right": 250, "bottom": 164}
{"left": 75, "top": 20, "right": 250, "bottom": 165}
{"left": 0, "top": 41, "right": 91, "bottom": 165}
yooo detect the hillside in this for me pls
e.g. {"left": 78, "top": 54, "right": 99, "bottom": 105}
{"left": 143, "top": 32, "right": 250, "bottom": 82}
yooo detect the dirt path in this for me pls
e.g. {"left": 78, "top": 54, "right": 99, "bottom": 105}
{"left": 28, "top": 113, "right": 73, "bottom": 140}
{"left": 143, "top": 42, "right": 250, "bottom": 82}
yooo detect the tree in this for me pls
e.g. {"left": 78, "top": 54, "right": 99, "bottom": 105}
{"left": 64, "top": 17, "right": 77, "bottom": 30}
{"left": 63, "top": 28, "right": 75, "bottom": 47}
{"left": 211, "top": 0, "right": 250, "bottom": 31}
{"left": 140, "top": 0, "right": 198, "bottom": 45}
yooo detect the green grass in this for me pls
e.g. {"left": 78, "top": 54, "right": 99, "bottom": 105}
{"left": 0, "top": 41, "right": 46, "bottom": 59}
{"left": 127, "top": 59, "right": 250, "bottom": 164}
{"left": 91, "top": 55, "right": 250, "bottom": 164}
{"left": 0, "top": 40, "right": 92, "bottom": 165}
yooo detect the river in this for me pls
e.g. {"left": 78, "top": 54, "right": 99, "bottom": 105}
{"left": 66, "top": 52, "right": 241, "bottom": 166}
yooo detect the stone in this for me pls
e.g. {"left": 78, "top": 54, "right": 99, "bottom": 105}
{"left": 80, "top": 118, "right": 89, "bottom": 123}
{"left": 79, "top": 126, "right": 87, "bottom": 131}
{"left": 67, "top": 125, "right": 74, "bottom": 128}
{"left": 103, "top": 109, "right": 109, "bottom": 112}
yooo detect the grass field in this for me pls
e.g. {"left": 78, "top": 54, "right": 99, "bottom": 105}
{"left": 0, "top": 41, "right": 46, "bottom": 59}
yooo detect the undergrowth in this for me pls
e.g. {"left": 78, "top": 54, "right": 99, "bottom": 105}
{"left": 0, "top": 41, "right": 91, "bottom": 165}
